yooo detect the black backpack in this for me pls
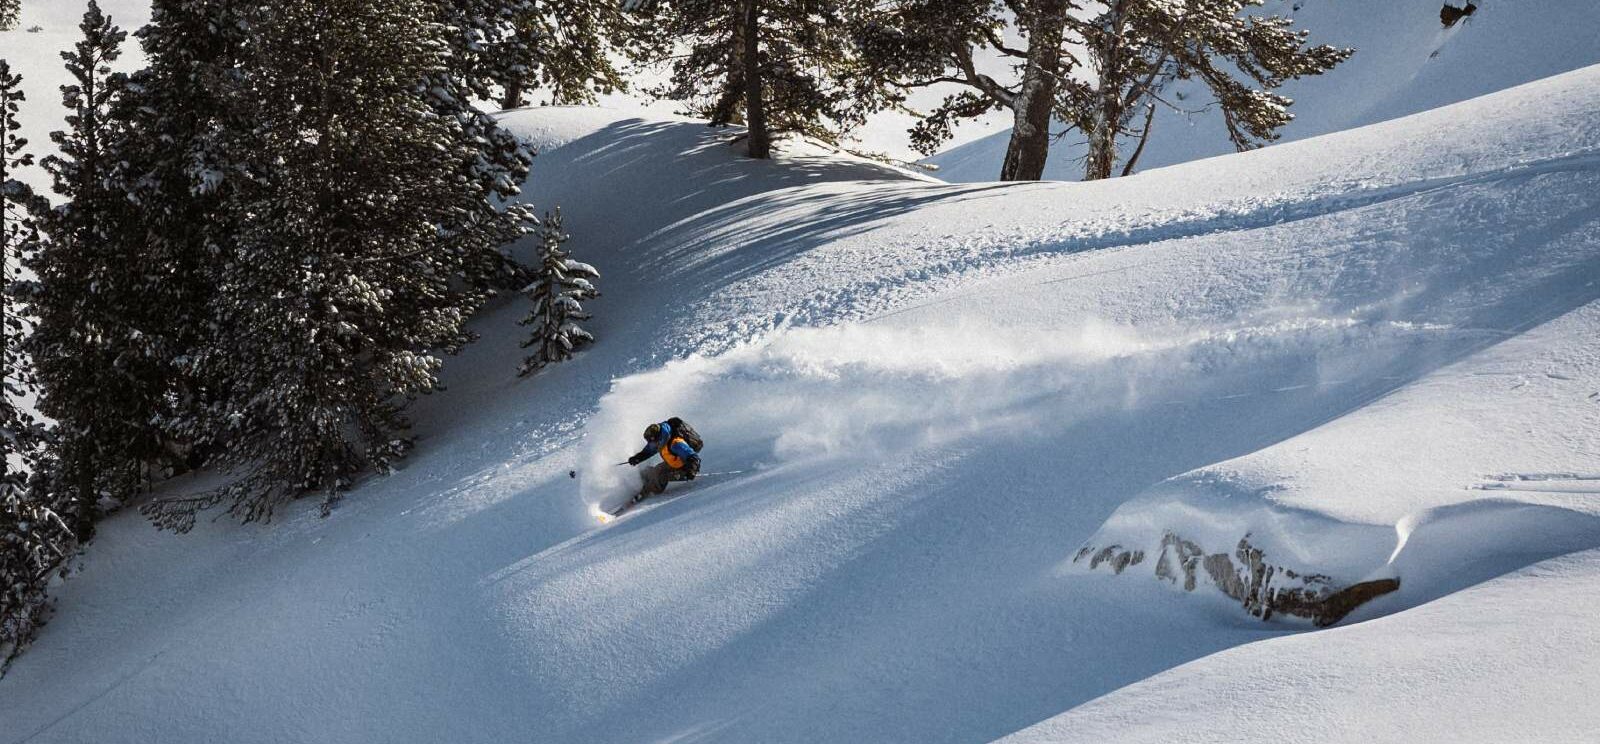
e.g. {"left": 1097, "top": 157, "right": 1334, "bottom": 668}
{"left": 666, "top": 416, "right": 704, "bottom": 452}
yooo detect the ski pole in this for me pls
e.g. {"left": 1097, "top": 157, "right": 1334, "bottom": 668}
{"left": 570, "top": 462, "right": 632, "bottom": 479}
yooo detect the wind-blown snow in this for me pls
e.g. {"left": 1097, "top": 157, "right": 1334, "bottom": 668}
{"left": 3, "top": 10, "right": 1600, "bottom": 741}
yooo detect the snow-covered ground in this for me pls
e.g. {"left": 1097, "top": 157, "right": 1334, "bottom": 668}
{"left": 6, "top": 2, "right": 1600, "bottom": 741}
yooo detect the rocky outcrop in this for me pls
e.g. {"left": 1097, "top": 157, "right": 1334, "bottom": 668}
{"left": 1076, "top": 544, "right": 1145, "bottom": 574}
{"left": 1440, "top": 2, "right": 1477, "bottom": 28}
{"left": 1075, "top": 532, "right": 1399, "bottom": 627}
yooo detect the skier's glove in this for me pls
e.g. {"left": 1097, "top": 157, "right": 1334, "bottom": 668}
{"left": 684, "top": 456, "right": 701, "bottom": 479}
{"left": 627, "top": 453, "right": 646, "bottom": 466}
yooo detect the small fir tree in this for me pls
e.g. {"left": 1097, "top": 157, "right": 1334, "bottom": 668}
{"left": 0, "top": 0, "right": 19, "bottom": 32}
{"left": 519, "top": 209, "right": 599, "bottom": 375}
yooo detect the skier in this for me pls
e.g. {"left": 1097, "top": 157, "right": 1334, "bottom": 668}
{"left": 624, "top": 417, "right": 703, "bottom": 505}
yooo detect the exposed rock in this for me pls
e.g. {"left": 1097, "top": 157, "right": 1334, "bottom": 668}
{"left": 1441, "top": 2, "right": 1477, "bottom": 28}
{"left": 1153, "top": 533, "right": 1205, "bottom": 591}
{"left": 1082, "top": 545, "right": 1145, "bottom": 574}
{"left": 1076, "top": 531, "right": 1400, "bottom": 627}
{"left": 1111, "top": 549, "right": 1143, "bottom": 574}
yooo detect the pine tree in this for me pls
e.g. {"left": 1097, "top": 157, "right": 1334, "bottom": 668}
{"left": 634, "top": 0, "right": 882, "bottom": 159}
{"left": 1069, "top": 0, "right": 1352, "bottom": 180}
{"left": 858, "top": 1, "right": 1349, "bottom": 181}
{"left": 428, "top": 0, "right": 541, "bottom": 295}
{"left": 519, "top": 209, "right": 599, "bottom": 375}
{"left": 141, "top": 0, "right": 539, "bottom": 531}
{"left": 106, "top": 0, "right": 254, "bottom": 478}
{"left": 855, "top": 0, "right": 1082, "bottom": 181}
{"left": 1, "top": 59, "right": 74, "bottom": 678}
{"left": 493, "top": 0, "right": 641, "bottom": 110}
{"left": 26, "top": 1, "right": 150, "bottom": 533}
{"left": 0, "top": 0, "right": 18, "bottom": 32}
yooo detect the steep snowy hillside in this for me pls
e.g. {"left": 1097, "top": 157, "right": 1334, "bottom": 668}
{"left": 2, "top": 39, "right": 1598, "bottom": 744}
{"left": 926, "top": 0, "right": 1600, "bottom": 182}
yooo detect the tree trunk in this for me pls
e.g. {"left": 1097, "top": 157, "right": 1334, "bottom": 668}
{"left": 1119, "top": 103, "right": 1156, "bottom": 177}
{"left": 73, "top": 447, "right": 96, "bottom": 541}
{"left": 999, "top": 0, "right": 1068, "bottom": 181}
{"left": 501, "top": 78, "right": 525, "bottom": 110}
{"left": 1084, "top": 93, "right": 1119, "bottom": 180}
{"left": 1, "top": 135, "right": 9, "bottom": 490}
{"left": 742, "top": 0, "right": 770, "bottom": 159}
{"left": 1084, "top": 0, "right": 1128, "bottom": 180}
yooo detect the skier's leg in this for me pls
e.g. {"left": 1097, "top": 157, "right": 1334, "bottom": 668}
{"left": 638, "top": 463, "right": 670, "bottom": 499}
{"left": 672, "top": 456, "right": 699, "bottom": 483}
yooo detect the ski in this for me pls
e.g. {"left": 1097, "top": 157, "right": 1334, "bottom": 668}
{"left": 594, "top": 470, "right": 746, "bottom": 524}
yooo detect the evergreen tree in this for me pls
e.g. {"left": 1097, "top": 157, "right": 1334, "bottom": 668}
{"left": 436, "top": 0, "right": 534, "bottom": 102}
{"left": 26, "top": 1, "right": 147, "bottom": 532}
{"left": 428, "top": 0, "right": 541, "bottom": 294}
{"left": 107, "top": 0, "right": 250, "bottom": 475}
{"left": 494, "top": 0, "right": 641, "bottom": 110}
{"left": 142, "top": 0, "right": 539, "bottom": 532}
{"left": 1068, "top": 0, "right": 1352, "bottom": 179}
{"left": 858, "top": 0, "right": 1349, "bottom": 181}
{"left": 519, "top": 209, "right": 599, "bottom": 375}
{"left": 0, "top": 0, "right": 18, "bottom": 32}
{"left": 634, "top": 0, "right": 883, "bottom": 159}
{"left": 1, "top": 59, "right": 74, "bottom": 678}
{"left": 855, "top": 0, "right": 1082, "bottom": 180}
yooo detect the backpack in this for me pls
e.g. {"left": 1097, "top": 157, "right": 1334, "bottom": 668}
{"left": 666, "top": 416, "right": 704, "bottom": 452}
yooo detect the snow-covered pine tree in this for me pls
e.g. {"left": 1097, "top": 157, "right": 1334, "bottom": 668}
{"left": 26, "top": 1, "right": 150, "bottom": 534}
{"left": 141, "top": 0, "right": 538, "bottom": 532}
{"left": 854, "top": 0, "right": 1082, "bottom": 181}
{"left": 427, "top": 0, "right": 540, "bottom": 296}
{"left": 477, "top": 0, "right": 641, "bottom": 110}
{"left": 0, "top": 0, "right": 18, "bottom": 32}
{"left": 1067, "top": 0, "right": 1352, "bottom": 179}
{"left": 436, "top": 0, "right": 535, "bottom": 103}
{"left": 430, "top": 0, "right": 628, "bottom": 112}
{"left": 519, "top": 208, "right": 599, "bottom": 375}
{"left": 1, "top": 59, "right": 74, "bottom": 678}
{"left": 633, "top": 0, "right": 882, "bottom": 159}
{"left": 96, "top": 0, "right": 252, "bottom": 480}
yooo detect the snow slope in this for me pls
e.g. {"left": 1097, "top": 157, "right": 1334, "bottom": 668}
{"left": 2, "top": 46, "right": 1600, "bottom": 744}
{"left": 926, "top": 0, "right": 1600, "bottom": 182}
{"left": 1006, "top": 302, "right": 1600, "bottom": 743}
